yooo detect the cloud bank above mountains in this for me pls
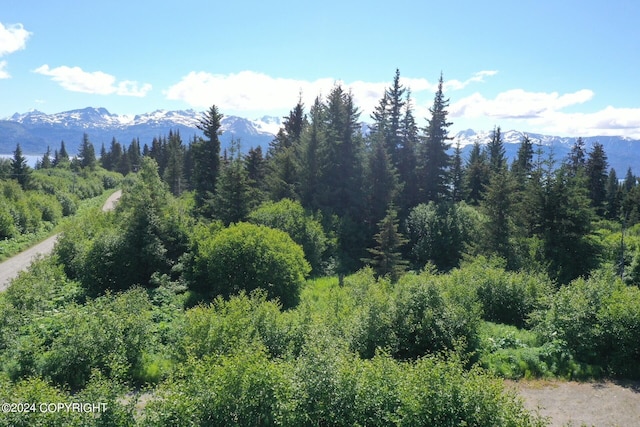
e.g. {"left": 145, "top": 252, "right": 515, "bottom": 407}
{"left": 3, "top": 17, "right": 639, "bottom": 139}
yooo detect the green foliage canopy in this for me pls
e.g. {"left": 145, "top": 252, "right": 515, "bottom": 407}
{"left": 185, "top": 222, "right": 310, "bottom": 308}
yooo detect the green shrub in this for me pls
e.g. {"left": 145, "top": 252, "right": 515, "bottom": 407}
{"left": 248, "top": 199, "right": 331, "bottom": 275}
{"left": 186, "top": 222, "right": 310, "bottom": 308}
{"left": 32, "top": 288, "right": 154, "bottom": 389}
{"left": 56, "top": 191, "right": 78, "bottom": 216}
{"left": 406, "top": 202, "right": 484, "bottom": 271}
{"left": 0, "top": 204, "right": 18, "bottom": 239}
{"left": 143, "top": 345, "right": 544, "bottom": 426}
{"left": 396, "top": 356, "right": 546, "bottom": 427}
{"left": 177, "top": 291, "right": 298, "bottom": 360}
{"left": 535, "top": 271, "right": 616, "bottom": 365}
{"left": 535, "top": 269, "right": 640, "bottom": 378}
{"left": 597, "top": 284, "right": 640, "bottom": 377}
{"left": 143, "top": 349, "right": 287, "bottom": 427}
{"left": 391, "top": 274, "right": 481, "bottom": 359}
{"left": 450, "top": 257, "right": 553, "bottom": 328}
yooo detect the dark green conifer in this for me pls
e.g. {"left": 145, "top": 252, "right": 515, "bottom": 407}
{"left": 11, "top": 143, "right": 30, "bottom": 189}
{"left": 418, "top": 73, "right": 452, "bottom": 203}
{"left": 78, "top": 133, "right": 96, "bottom": 169}
{"left": 363, "top": 207, "right": 408, "bottom": 282}
{"left": 194, "top": 104, "right": 223, "bottom": 211}
{"left": 585, "top": 142, "right": 609, "bottom": 216}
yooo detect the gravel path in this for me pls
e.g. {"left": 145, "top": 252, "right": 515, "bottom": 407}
{"left": 0, "top": 190, "right": 121, "bottom": 291}
{"left": 508, "top": 379, "right": 640, "bottom": 427}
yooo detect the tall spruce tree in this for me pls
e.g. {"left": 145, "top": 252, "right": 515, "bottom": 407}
{"left": 317, "top": 84, "right": 363, "bottom": 217}
{"left": 464, "top": 141, "right": 490, "bottom": 205}
{"left": 128, "top": 137, "right": 142, "bottom": 172}
{"left": 451, "top": 142, "right": 464, "bottom": 202}
{"left": 398, "top": 90, "right": 420, "bottom": 212}
{"left": 299, "top": 96, "right": 325, "bottom": 211}
{"left": 57, "top": 140, "right": 69, "bottom": 165}
{"left": 481, "top": 169, "right": 516, "bottom": 265}
{"left": 363, "top": 207, "right": 408, "bottom": 282}
{"left": 194, "top": 105, "right": 223, "bottom": 211}
{"left": 318, "top": 84, "right": 365, "bottom": 271}
{"left": 212, "top": 138, "right": 252, "bottom": 225}
{"left": 78, "top": 133, "right": 96, "bottom": 169}
{"left": 623, "top": 167, "right": 636, "bottom": 192}
{"left": 585, "top": 142, "right": 609, "bottom": 216}
{"left": 40, "top": 146, "right": 52, "bottom": 169}
{"left": 163, "top": 130, "right": 185, "bottom": 196}
{"left": 385, "top": 69, "right": 405, "bottom": 166}
{"left": 512, "top": 134, "right": 534, "bottom": 187}
{"left": 364, "top": 132, "right": 400, "bottom": 236}
{"left": 265, "top": 99, "right": 306, "bottom": 201}
{"left": 102, "top": 137, "right": 120, "bottom": 171}
{"left": 11, "top": 143, "right": 30, "bottom": 189}
{"left": 419, "top": 73, "right": 452, "bottom": 203}
{"left": 537, "top": 166, "right": 598, "bottom": 283}
{"left": 245, "top": 146, "right": 266, "bottom": 191}
{"left": 370, "top": 92, "right": 389, "bottom": 140}
{"left": 605, "top": 168, "right": 621, "bottom": 219}
{"left": 566, "top": 136, "right": 586, "bottom": 176}
{"left": 487, "top": 126, "right": 506, "bottom": 172}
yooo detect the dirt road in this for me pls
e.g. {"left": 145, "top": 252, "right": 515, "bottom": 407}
{"left": 0, "top": 190, "right": 122, "bottom": 291}
{"left": 509, "top": 379, "right": 640, "bottom": 427}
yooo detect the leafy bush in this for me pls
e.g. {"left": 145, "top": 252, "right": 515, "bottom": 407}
{"left": 142, "top": 349, "right": 287, "bottom": 427}
{"left": 4, "top": 288, "right": 155, "bottom": 390}
{"left": 396, "top": 355, "right": 546, "bottom": 427}
{"left": 344, "top": 269, "right": 481, "bottom": 360}
{"left": 143, "top": 343, "right": 544, "bottom": 427}
{"left": 0, "top": 204, "right": 18, "bottom": 239}
{"left": 406, "top": 201, "right": 484, "bottom": 271}
{"left": 185, "top": 222, "right": 310, "bottom": 308}
{"left": 177, "top": 291, "right": 297, "bottom": 360}
{"left": 535, "top": 269, "right": 640, "bottom": 378}
{"left": 391, "top": 274, "right": 481, "bottom": 359}
{"left": 55, "top": 191, "right": 78, "bottom": 216}
{"left": 248, "top": 198, "right": 331, "bottom": 275}
{"left": 597, "top": 284, "right": 640, "bottom": 377}
{"left": 449, "top": 257, "right": 553, "bottom": 328}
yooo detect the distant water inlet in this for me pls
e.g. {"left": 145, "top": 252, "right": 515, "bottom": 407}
{"left": 0, "top": 154, "right": 42, "bottom": 168}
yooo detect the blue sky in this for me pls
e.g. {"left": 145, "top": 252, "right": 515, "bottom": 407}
{"left": 1, "top": 0, "right": 639, "bottom": 137}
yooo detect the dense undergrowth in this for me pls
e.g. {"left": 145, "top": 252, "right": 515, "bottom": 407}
{"left": 3, "top": 242, "right": 640, "bottom": 425}
{"left": 0, "top": 166, "right": 121, "bottom": 261}
{"left": 2, "top": 137, "right": 640, "bottom": 424}
{"left": 1, "top": 256, "right": 556, "bottom": 426}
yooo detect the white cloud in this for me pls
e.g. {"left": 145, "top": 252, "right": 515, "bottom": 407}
{"left": 451, "top": 88, "right": 640, "bottom": 138}
{"left": 0, "top": 23, "right": 31, "bottom": 56}
{"left": 531, "top": 106, "right": 640, "bottom": 138}
{"left": 443, "top": 70, "right": 498, "bottom": 91}
{"left": 0, "top": 22, "right": 31, "bottom": 79}
{"left": 451, "top": 88, "right": 594, "bottom": 119}
{"left": 0, "top": 60, "right": 9, "bottom": 79}
{"left": 165, "top": 70, "right": 338, "bottom": 113}
{"left": 34, "top": 64, "right": 152, "bottom": 97}
{"left": 164, "top": 70, "right": 493, "bottom": 118}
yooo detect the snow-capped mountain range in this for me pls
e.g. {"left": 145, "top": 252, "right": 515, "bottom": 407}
{"left": 1, "top": 107, "right": 639, "bottom": 174}
{"left": 2, "top": 107, "right": 281, "bottom": 155}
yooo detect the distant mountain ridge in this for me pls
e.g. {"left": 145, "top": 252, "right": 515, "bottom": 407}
{"left": 1, "top": 107, "right": 639, "bottom": 174}
{"left": 1, "top": 107, "right": 280, "bottom": 156}
{"left": 451, "top": 129, "right": 640, "bottom": 175}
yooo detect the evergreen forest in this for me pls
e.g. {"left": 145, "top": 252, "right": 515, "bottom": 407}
{"left": 1, "top": 70, "right": 640, "bottom": 426}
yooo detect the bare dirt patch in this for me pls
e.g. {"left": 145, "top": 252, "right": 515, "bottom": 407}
{"left": 507, "top": 379, "right": 640, "bottom": 426}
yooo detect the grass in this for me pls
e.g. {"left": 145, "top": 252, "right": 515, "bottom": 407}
{"left": 477, "top": 321, "right": 603, "bottom": 380}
